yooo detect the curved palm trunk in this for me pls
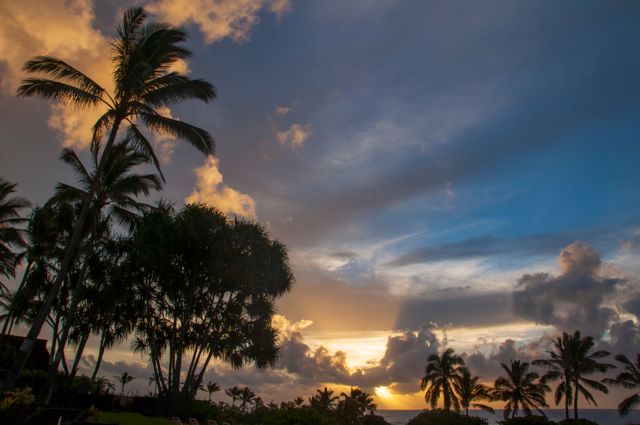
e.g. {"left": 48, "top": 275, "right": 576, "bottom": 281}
{"left": 4, "top": 119, "right": 122, "bottom": 392}
{"left": 574, "top": 383, "right": 579, "bottom": 419}
{"left": 90, "top": 331, "right": 108, "bottom": 381}
{"left": 565, "top": 383, "right": 570, "bottom": 420}
{"left": 69, "top": 331, "right": 90, "bottom": 380}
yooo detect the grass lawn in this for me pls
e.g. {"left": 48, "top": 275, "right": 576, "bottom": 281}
{"left": 99, "top": 412, "right": 172, "bottom": 425}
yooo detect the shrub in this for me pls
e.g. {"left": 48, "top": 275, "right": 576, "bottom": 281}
{"left": 261, "top": 407, "right": 325, "bottom": 425}
{"left": 407, "top": 410, "right": 489, "bottom": 425}
{"left": 362, "top": 413, "right": 391, "bottom": 425}
{"left": 499, "top": 416, "right": 556, "bottom": 425}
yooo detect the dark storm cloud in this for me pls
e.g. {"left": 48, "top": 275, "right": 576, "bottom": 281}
{"left": 394, "top": 292, "right": 517, "bottom": 330}
{"left": 513, "top": 242, "right": 624, "bottom": 338}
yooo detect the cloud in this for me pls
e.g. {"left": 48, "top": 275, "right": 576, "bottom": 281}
{"left": 275, "top": 105, "right": 292, "bottom": 115}
{"left": 186, "top": 155, "right": 258, "bottom": 219}
{"left": 0, "top": 0, "right": 113, "bottom": 149}
{"left": 513, "top": 241, "right": 624, "bottom": 338}
{"left": 148, "top": 0, "right": 292, "bottom": 44}
{"left": 276, "top": 123, "right": 312, "bottom": 150}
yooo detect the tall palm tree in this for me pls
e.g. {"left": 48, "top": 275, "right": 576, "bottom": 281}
{"left": 564, "top": 331, "right": 613, "bottom": 419}
{"left": 116, "top": 371, "right": 135, "bottom": 396}
{"left": 421, "top": 348, "right": 465, "bottom": 412}
{"left": 454, "top": 368, "right": 495, "bottom": 415}
{"left": 226, "top": 386, "right": 242, "bottom": 408}
{"left": 534, "top": 332, "right": 575, "bottom": 420}
{"left": 492, "top": 360, "right": 549, "bottom": 419}
{"left": 206, "top": 381, "right": 221, "bottom": 403}
{"left": 604, "top": 353, "right": 640, "bottom": 417}
{"left": 0, "top": 179, "right": 30, "bottom": 292}
{"left": 8, "top": 6, "right": 215, "bottom": 389}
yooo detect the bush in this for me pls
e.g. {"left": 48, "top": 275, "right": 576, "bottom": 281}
{"left": 261, "top": 407, "right": 325, "bottom": 425}
{"left": 499, "top": 416, "right": 556, "bottom": 425}
{"left": 363, "top": 413, "right": 391, "bottom": 425}
{"left": 407, "top": 410, "right": 489, "bottom": 425}
{"left": 557, "top": 420, "right": 599, "bottom": 425}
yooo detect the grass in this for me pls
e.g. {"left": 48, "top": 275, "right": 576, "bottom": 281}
{"left": 99, "top": 411, "right": 172, "bottom": 425}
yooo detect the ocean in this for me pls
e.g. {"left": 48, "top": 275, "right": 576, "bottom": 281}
{"left": 378, "top": 409, "right": 640, "bottom": 425}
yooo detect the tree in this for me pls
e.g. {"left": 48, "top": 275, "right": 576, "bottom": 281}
{"left": 337, "top": 387, "right": 377, "bottom": 425}
{"left": 239, "top": 387, "right": 256, "bottom": 413}
{"left": 226, "top": 386, "right": 242, "bottom": 408}
{"left": 492, "top": 360, "right": 549, "bottom": 419}
{"left": 128, "top": 204, "right": 293, "bottom": 409}
{"left": 310, "top": 387, "right": 339, "bottom": 412}
{"left": 0, "top": 179, "right": 30, "bottom": 292}
{"left": 421, "top": 348, "right": 464, "bottom": 412}
{"left": 116, "top": 371, "right": 135, "bottom": 396}
{"left": 534, "top": 332, "right": 575, "bottom": 420}
{"left": 453, "top": 368, "right": 494, "bottom": 415}
{"left": 604, "top": 353, "right": 640, "bottom": 416}
{"left": 8, "top": 6, "right": 215, "bottom": 390}
{"left": 562, "top": 331, "right": 613, "bottom": 419}
{"left": 206, "top": 381, "right": 221, "bottom": 403}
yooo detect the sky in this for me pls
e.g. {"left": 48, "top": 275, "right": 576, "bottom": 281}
{"left": 1, "top": 0, "right": 640, "bottom": 411}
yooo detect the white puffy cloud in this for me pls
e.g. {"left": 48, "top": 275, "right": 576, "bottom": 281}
{"left": 276, "top": 123, "right": 312, "bottom": 149}
{"left": 185, "top": 155, "right": 258, "bottom": 219}
{"left": 148, "top": 0, "right": 292, "bottom": 44}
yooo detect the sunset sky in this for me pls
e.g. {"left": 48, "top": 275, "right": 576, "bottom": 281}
{"left": 1, "top": 0, "right": 640, "bottom": 410}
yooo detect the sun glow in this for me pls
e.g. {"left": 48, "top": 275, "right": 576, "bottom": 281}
{"left": 375, "top": 386, "right": 392, "bottom": 399}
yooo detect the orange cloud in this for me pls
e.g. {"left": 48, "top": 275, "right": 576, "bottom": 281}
{"left": 185, "top": 155, "right": 257, "bottom": 219}
{"left": 148, "top": 0, "right": 292, "bottom": 44}
{"left": 277, "top": 123, "right": 312, "bottom": 150}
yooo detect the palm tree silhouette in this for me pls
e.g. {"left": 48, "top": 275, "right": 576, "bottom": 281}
{"left": 454, "top": 368, "right": 495, "bottom": 415}
{"left": 116, "top": 371, "right": 135, "bottom": 396}
{"left": 311, "top": 387, "right": 339, "bottom": 412}
{"left": 604, "top": 353, "right": 640, "bottom": 416}
{"left": 534, "top": 332, "right": 575, "bottom": 420}
{"left": 239, "top": 387, "right": 256, "bottom": 413}
{"left": 206, "top": 381, "right": 221, "bottom": 403}
{"left": 563, "top": 331, "right": 613, "bottom": 419}
{"left": 0, "top": 179, "right": 29, "bottom": 292}
{"left": 421, "top": 348, "right": 464, "bottom": 412}
{"left": 492, "top": 360, "right": 549, "bottom": 419}
{"left": 226, "top": 386, "right": 242, "bottom": 408}
{"left": 8, "top": 6, "right": 215, "bottom": 389}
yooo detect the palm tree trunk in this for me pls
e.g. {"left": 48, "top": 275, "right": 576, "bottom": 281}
{"left": 565, "top": 383, "right": 569, "bottom": 420}
{"left": 40, "top": 260, "right": 90, "bottom": 404}
{"left": 90, "top": 331, "right": 108, "bottom": 381}
{"left": 574, "top": 382, "right": 579, "bottom": 419}
{"left": 3, "top": 119, "right": 122, "bottom": 392}
{"left": 69, "top": 331, "right": 90, "bottom": 380}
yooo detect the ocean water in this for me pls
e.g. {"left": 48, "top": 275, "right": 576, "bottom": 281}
{"left": 378, "top": 409, "right": 640, "bottom": 425}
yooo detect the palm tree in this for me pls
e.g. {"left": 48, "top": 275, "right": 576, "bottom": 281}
{"left": 421, "top": 348, "right": 465, "bottom": 412}
{"left": 0, "top": 179, "right": 30, "bottom": 292}
{"left": 226, "top": 386, "right": 242, "bottom": 408}
{"left": 311, "top": 387, "right": 339, "bottom": 412}
{"left": 293, "top": 396, "right": 305, "bottom": 407}
{"left": 534, "top": 332, "right": 576, "bottom": 420}
{"left": 239, "top": 387, "right": 255, "bottom": 413}
{"left": 454, "top": 368, "right": 494, "bottom": 415}
{"left": 8, "top": 6, "right": 215, "bottom": 389}
{"left": 564, "top": 331, "right": 613, "bottom": 419}
{"left": 116, "top": 371, "right": 135, "bottom": 396}
{"left": 206, "top": 381, "right": 221, "bottom": 403}
{"left": 492, "top": 360, "right": 549, "bottom": 419}
{"left": 604, "top": 353, "right": 640, "bottom": 416}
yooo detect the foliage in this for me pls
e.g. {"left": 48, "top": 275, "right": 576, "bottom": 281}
{"left": 556, "top": 419, "right": 599, "bottom": 425}
{"left": 87, "top": 404, "right": 101, "bottom": 423}
{"left": 604, "top": 353, "right": 640, "bottom": 416}
{"left": 407, "top": 409, "right": 489, "bottom": 425}
{"left": 0, "top": 178, "right": 30, "bottom": 292}
{"left": 261, "top": 407, "right": 324, "bottom": 425}
{"left": 99, "top": 411, "right": 171, "bottom": 425}
{"left": 128, "top": 204, "right": 293, "bottom": 409}
{"left": 0, "top": 386, "right": 35, "bottom": 410}
{"left": 454, "top": 368, "right": 494, "bottom": 415}
{"left": 362, "top": 413, "right": 391, "bottom": 425}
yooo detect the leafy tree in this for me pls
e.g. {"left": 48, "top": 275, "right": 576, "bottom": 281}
{"left": 604, "top": 353, "right": 640, "bottom": 416}
{"left": 421, "top": 348, "right": 465, "bottom": 412}
{"left": 8, "top": 6, "right": 215, "bottom": 390}
{"left": 492, "top": 360, "right": 549, "bottom": 419}
{"left": 128, "top": 204, "right": 293, "bottom": 409}
{"left": 454, "top": 368, "right": 494, "bottom": 415}
{"left": 0, "top": 179, "right": 30, "bottom": 293}
{"left": 116, "top": 371, "right": 135, "bottom": 396}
